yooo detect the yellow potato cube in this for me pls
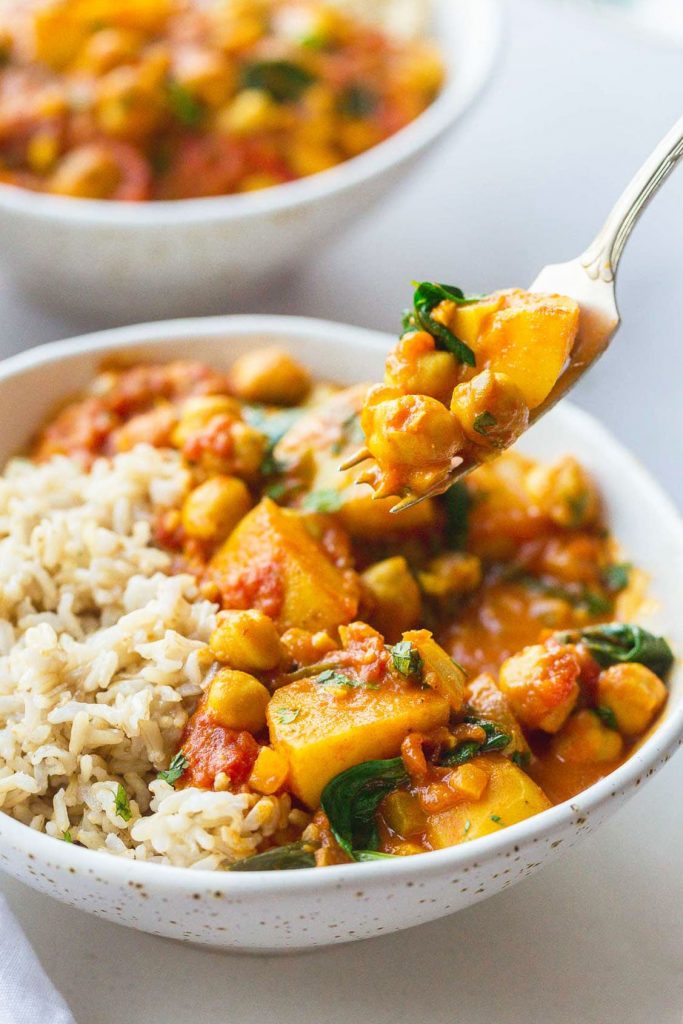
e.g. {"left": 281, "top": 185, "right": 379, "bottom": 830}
{"left": 268, "top": 680, "right": 449, "bottom": 808}
{"left": 442, "top": 294, "right": 505, "bottom": 350}
{"left": 211, "top": 498, "right": 360, "bottom": 633}
{"left": 427, "top": 754, "right": 551, "bottom": 847}
{"left": 248, "top": 746, "right": 289, "bottom": 795}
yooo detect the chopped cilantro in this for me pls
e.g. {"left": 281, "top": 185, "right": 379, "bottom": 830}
{"left": 301, "top": 489, "right": 343, "bottom": 513}
{"left": 114, "top": 783, "right": 132, "bottom": 822}
{"left": 595, "top": 705, "right": 618, "bottom": 731}
{"left": 511, "top": 750, "right": 531, "bottom": 769}
{"left": 315, "top": 669, "right": 375, "bottom": 689}
{"left": 337, "top": 84, "right": 378, "bottom": 117}
{"left": 473, "top": 411, "right": 498, "bottom": 437}
{"left": 275, "top": 708, "right": 299, "bottom": 725}
{"left": 157, "top": 752, "right": 189, "bottom": 787}
{"left": 463, "top": 819, "right": 471, "bottom": 835}
{"left": 62, "top": 830, "right": 73, "bottom": 843}
{"left": 490, "top": 814, "right": 503, "bottom": 824}
{"left": 389, "top": 641, "right": 423, "bottom": 678}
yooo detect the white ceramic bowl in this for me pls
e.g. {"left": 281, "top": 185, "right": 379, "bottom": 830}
{"left": 0, "top": 0, "right": 500, "bottom": 322}
{"left": 0, "top": 314, "right": 681, "bottom": 954}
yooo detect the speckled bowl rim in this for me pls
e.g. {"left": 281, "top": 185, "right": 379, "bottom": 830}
{"left": 0, "top": 0, "right": 502, "bottom": 226}
{"left": 0, "top": 312, "right": 681, "bottom": 896}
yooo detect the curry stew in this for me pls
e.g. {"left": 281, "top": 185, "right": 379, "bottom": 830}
{"left": 32, "top": 347, "right": 672, "bottom": 868}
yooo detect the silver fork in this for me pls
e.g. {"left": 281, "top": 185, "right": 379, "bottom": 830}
{"left": 343, "top": 116, "right": 683, "bottom": 513}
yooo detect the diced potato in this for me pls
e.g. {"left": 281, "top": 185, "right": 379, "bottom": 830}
{"left": 207, "top": 668, "right": 270, "bottom": 733}
{"left": 442, "top": 294, "right": 505, "bottom": 350}
{"left": 445, "top": 762, "right": 489, "bottom": 800}
{"left": 427, "top": 754, "right": 551, "bottom": 847}
{"left": 476, "top": 290, "right": 580, "bottom": 409}
{"left": 403, "top": 629, "right": 467, "bottom": 713}
{"left": 382, "top": 790, "right": 426, "bottom": 838}
{"left": 210, "top": 609, "right": 282, "bottom": 671}
{"left": 248, "top": 746, "right": 289, "bottom": 795}
{"left": 551, "top": 710, "right": 623, "bottom": 764}
{"left": 498, "top": 643, "right": 580, "bottom": 733}
{"left": 361, "top": 557, "right": 422, "bottom": 642}
{"left": 597, "top": 663, "right": 667, "bottom": 736}
{"left": 268, "top": 679, "right": 449, "bottom": 808}
{"left": 211, "top": 498, "right": 359, "bottom": 632}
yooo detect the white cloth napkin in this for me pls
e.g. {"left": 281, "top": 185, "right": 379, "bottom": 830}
{"left": 0, "top": 895, "right": 75, "bottom": 1024}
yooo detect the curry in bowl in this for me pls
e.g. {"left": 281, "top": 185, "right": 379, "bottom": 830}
{"left": 0, "top": 293, "right": 671, "bottom": 870}
{"left": 0, "top": 0, "right": 443, "bottom": 200}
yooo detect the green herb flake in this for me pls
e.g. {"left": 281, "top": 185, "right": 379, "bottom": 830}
{"left": 157, "top": 751, "right": 189, "bottom": 787}
{"left": 114, "top": 783, "right": 132, "bottom": 822}
{"left": 601, "top": 563, "right": 631, "bottom": 593}
{"left": 463, "top": 819, "right": 471, "bottom": 835}
{"left": 301, "top": 489, "right": 343, "bottom": 513}
{"left": 511, "top": 750, "right": 531, "bottom": 769}
{"left": 595, "top": 705, "right": 619, "bottom": 731}
{"left": 241, "top": 60, "right": 316, "bottom": 103}
{"left": 443, "top": 481, "right": 471, "bottom": 550}
{"left": 389, "top": 641, "right": 423, "bottom": 678}
{"left": 167, "top": 81, "right": 203, "bottom": 127}
{"left": 490, "top": 814, "right": 503, "bottom": 824}
{"left": 567, "top": 491, "right": 589, "bottom": 527}
{"left": 264, "top": 480, "right": 289, "bottom": 501}
{"left": 275, "top": 708, "right": 299, "bottom": 725}
{"left": 315, "top": 669, "right": 360, "bottom": 688}
{"left": 62, "top": 830, "right": 73, "bottom": 843}
{"left": 473, "top": 411, "right": 498, "bottom": 436}
{"left": 337, "top": 84, "right": 378, "bottom": 118}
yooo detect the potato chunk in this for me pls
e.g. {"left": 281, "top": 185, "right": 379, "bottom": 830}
{"left": 475, "top": 290, "right": 579, "bottom": 409}
{"left": 268, "top": 680, "right": 449, "bottom": 808}
{"left": 427, "top": 754, "right": 551, "bottom": 847}
{"left": 211, "top": 498, "right": 359, "bottom": 632}
{"left": 498, "top": 643, "right": 580, "bottom": 733}
{"left": 597, "top": 663, "right": 667, "bottom": 736}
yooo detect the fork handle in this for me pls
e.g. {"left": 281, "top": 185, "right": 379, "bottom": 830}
{"left": 581, "top": 116, "right": 683, "bottom": 282}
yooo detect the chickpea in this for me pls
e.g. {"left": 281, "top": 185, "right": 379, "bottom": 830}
{"left": 95, "top": 65, "right": 164, "bottom": 140}
{"left": 171, "top": 394, "right": 241, "bottom": 449}
{"left": 361, "top": 556, "right": 421, "bottom": 642}
{"left": 173, "top": 47, "right": 234, "bottom": 107}
{"left": 181, "top": 476, "right": 251, "bottom": 542}
{"left": 597, "top": 663, "right": 667, "bottom": 736}
{"left": 210, "top": 609, "right": 282, "bottom": 671}
{"left": 450, "top": 369, "right": 529, "bottom": 453}
{"left": 49, "top": 145, "right": 121, "bottom": 199}
{"left": 77, "top": 28, "right": 143, "bottom": 74}
{"left": 230, "top": 348, "right": 312, "bottom": 406}
{"left": 229, "top": 421, "right": 268, "bottom": 479}
{"left": 418, "top": 551, "right": 482, "bottom": 599}
{"left": 110, "top": 403, "right": 176, "bottom": 453}
{"left": 525, "top": 456, "right": 599, "bottom": 528}
{"left": 216, "top": 89, "right": 283, "bottom": 135}
{"left": 551, "top": 710, "right": 623, "bottom": 763}
{"left": 498, "top": 643, "right": 580, "bottom": 733}
{"left": 206, "top": 668, "right": 270, "bottom": 733}
{"left": 385, "top": 331, "right": 460, "bottom": 405}
{"left": 361, "top": 392, "right": 463, "bottom": 470}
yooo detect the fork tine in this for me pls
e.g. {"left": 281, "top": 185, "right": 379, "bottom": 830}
{"left": 339, "top": 447, "right": 371, "bottom": 471}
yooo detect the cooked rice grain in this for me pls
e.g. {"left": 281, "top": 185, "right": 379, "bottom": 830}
{"left": 0, "top": 446, "right": 291, "bottom": 869}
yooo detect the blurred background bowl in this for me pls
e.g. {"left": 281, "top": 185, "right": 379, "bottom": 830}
{"left": 0, "top": 0, "right": 501, "bottom": 323}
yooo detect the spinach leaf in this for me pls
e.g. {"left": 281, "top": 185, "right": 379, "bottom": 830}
{"left": 274, "top": 707, "right": 299, "bottom": 725}
{"left": 353, "top": 850, "right": 399, "bottom": 862}
{"left": 412, "top": 282, "right": 477, "bottom": 367}
{"left": 157, "top": 751, "right": 189, "bottom": 787}
{"left": 241, "top": 60, "right": 315, "bottom": 103}
{"left": 439, "top": 717, "right": 511, "bottom": 767}
{"left": 511, "top": 750, "right": 531, "bottom": 769}
{"left": 473, "top": 411, "right": 498, "bottom": 437}
{"left": 556, "top": 623, "right": 674, "bottom": 678}
{"left": 389, "top": 640, "right": 423, "bottom": 678}
{"left": 517, "top": 573, "right": 613, "bottom": 616}
{"left": 443, "top": 481, "right": 471, "bottom": 549}
{"left": 243, "top": 405, "right": 302, "bottom": 477}
{"left": 321, "top": 757, "right": 409, "bottom": 857}
{"left": 167, "top": 82, "right": 203, "bottom": 127}
{"left": 229, "top": 841, "right": 316, "bottom": 871}
{"left": 595, "top": 705, "right": 618, "bottom": 730}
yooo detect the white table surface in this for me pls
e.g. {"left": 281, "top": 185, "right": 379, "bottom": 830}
{"left": 2, "top": 1, "right": 683, "bottom": 1021}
